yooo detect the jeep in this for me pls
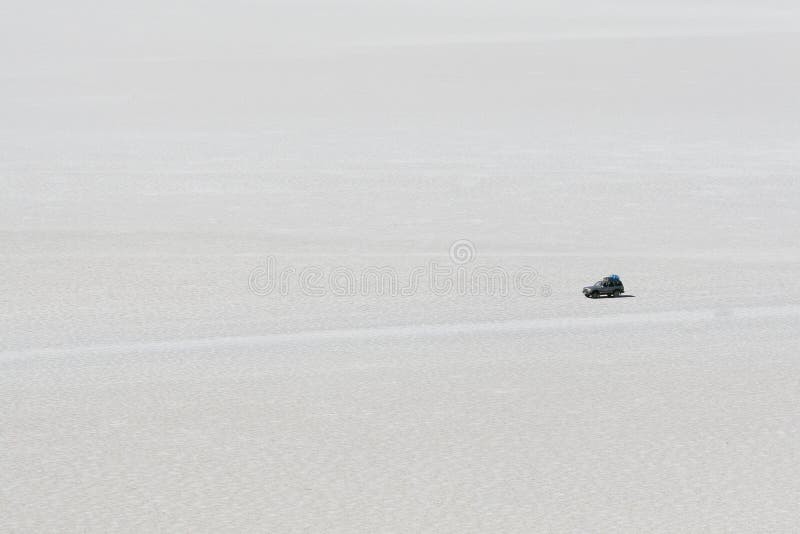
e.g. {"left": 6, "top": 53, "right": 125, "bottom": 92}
{"left": 583, "top": 276, "right": 624, "bottom": 298}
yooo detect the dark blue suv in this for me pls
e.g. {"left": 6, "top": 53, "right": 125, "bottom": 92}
{"left": 583, "top": 275, "right": 624, "bottom": 298}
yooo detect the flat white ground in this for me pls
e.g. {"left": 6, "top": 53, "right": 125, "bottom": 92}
{"left": 2, "top": 1, "right": 800, "bottom": 531}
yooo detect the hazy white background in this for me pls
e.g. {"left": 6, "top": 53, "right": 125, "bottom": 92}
{"left": 2, "top": 1, "right": 800, "bottom": 531}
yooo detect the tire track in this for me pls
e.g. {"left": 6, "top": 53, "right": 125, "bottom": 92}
{"left": 4, "top": 305, "right": 798, "bottom": 361}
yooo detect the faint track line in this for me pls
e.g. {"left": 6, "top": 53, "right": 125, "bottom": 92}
{"left": 2, "top": 305, "right": 799, "bottom": 361}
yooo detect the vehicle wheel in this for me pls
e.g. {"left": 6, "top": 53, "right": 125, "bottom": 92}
{"left": 590, "top": 291, "right": 598, "bottom": 299}
{"left": 613, "top": 290, "right": 620, "bottom": 297}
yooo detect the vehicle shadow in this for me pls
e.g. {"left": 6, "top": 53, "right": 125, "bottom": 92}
{"left": 612, "top": 294, "right": 636, "bottom": 298}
